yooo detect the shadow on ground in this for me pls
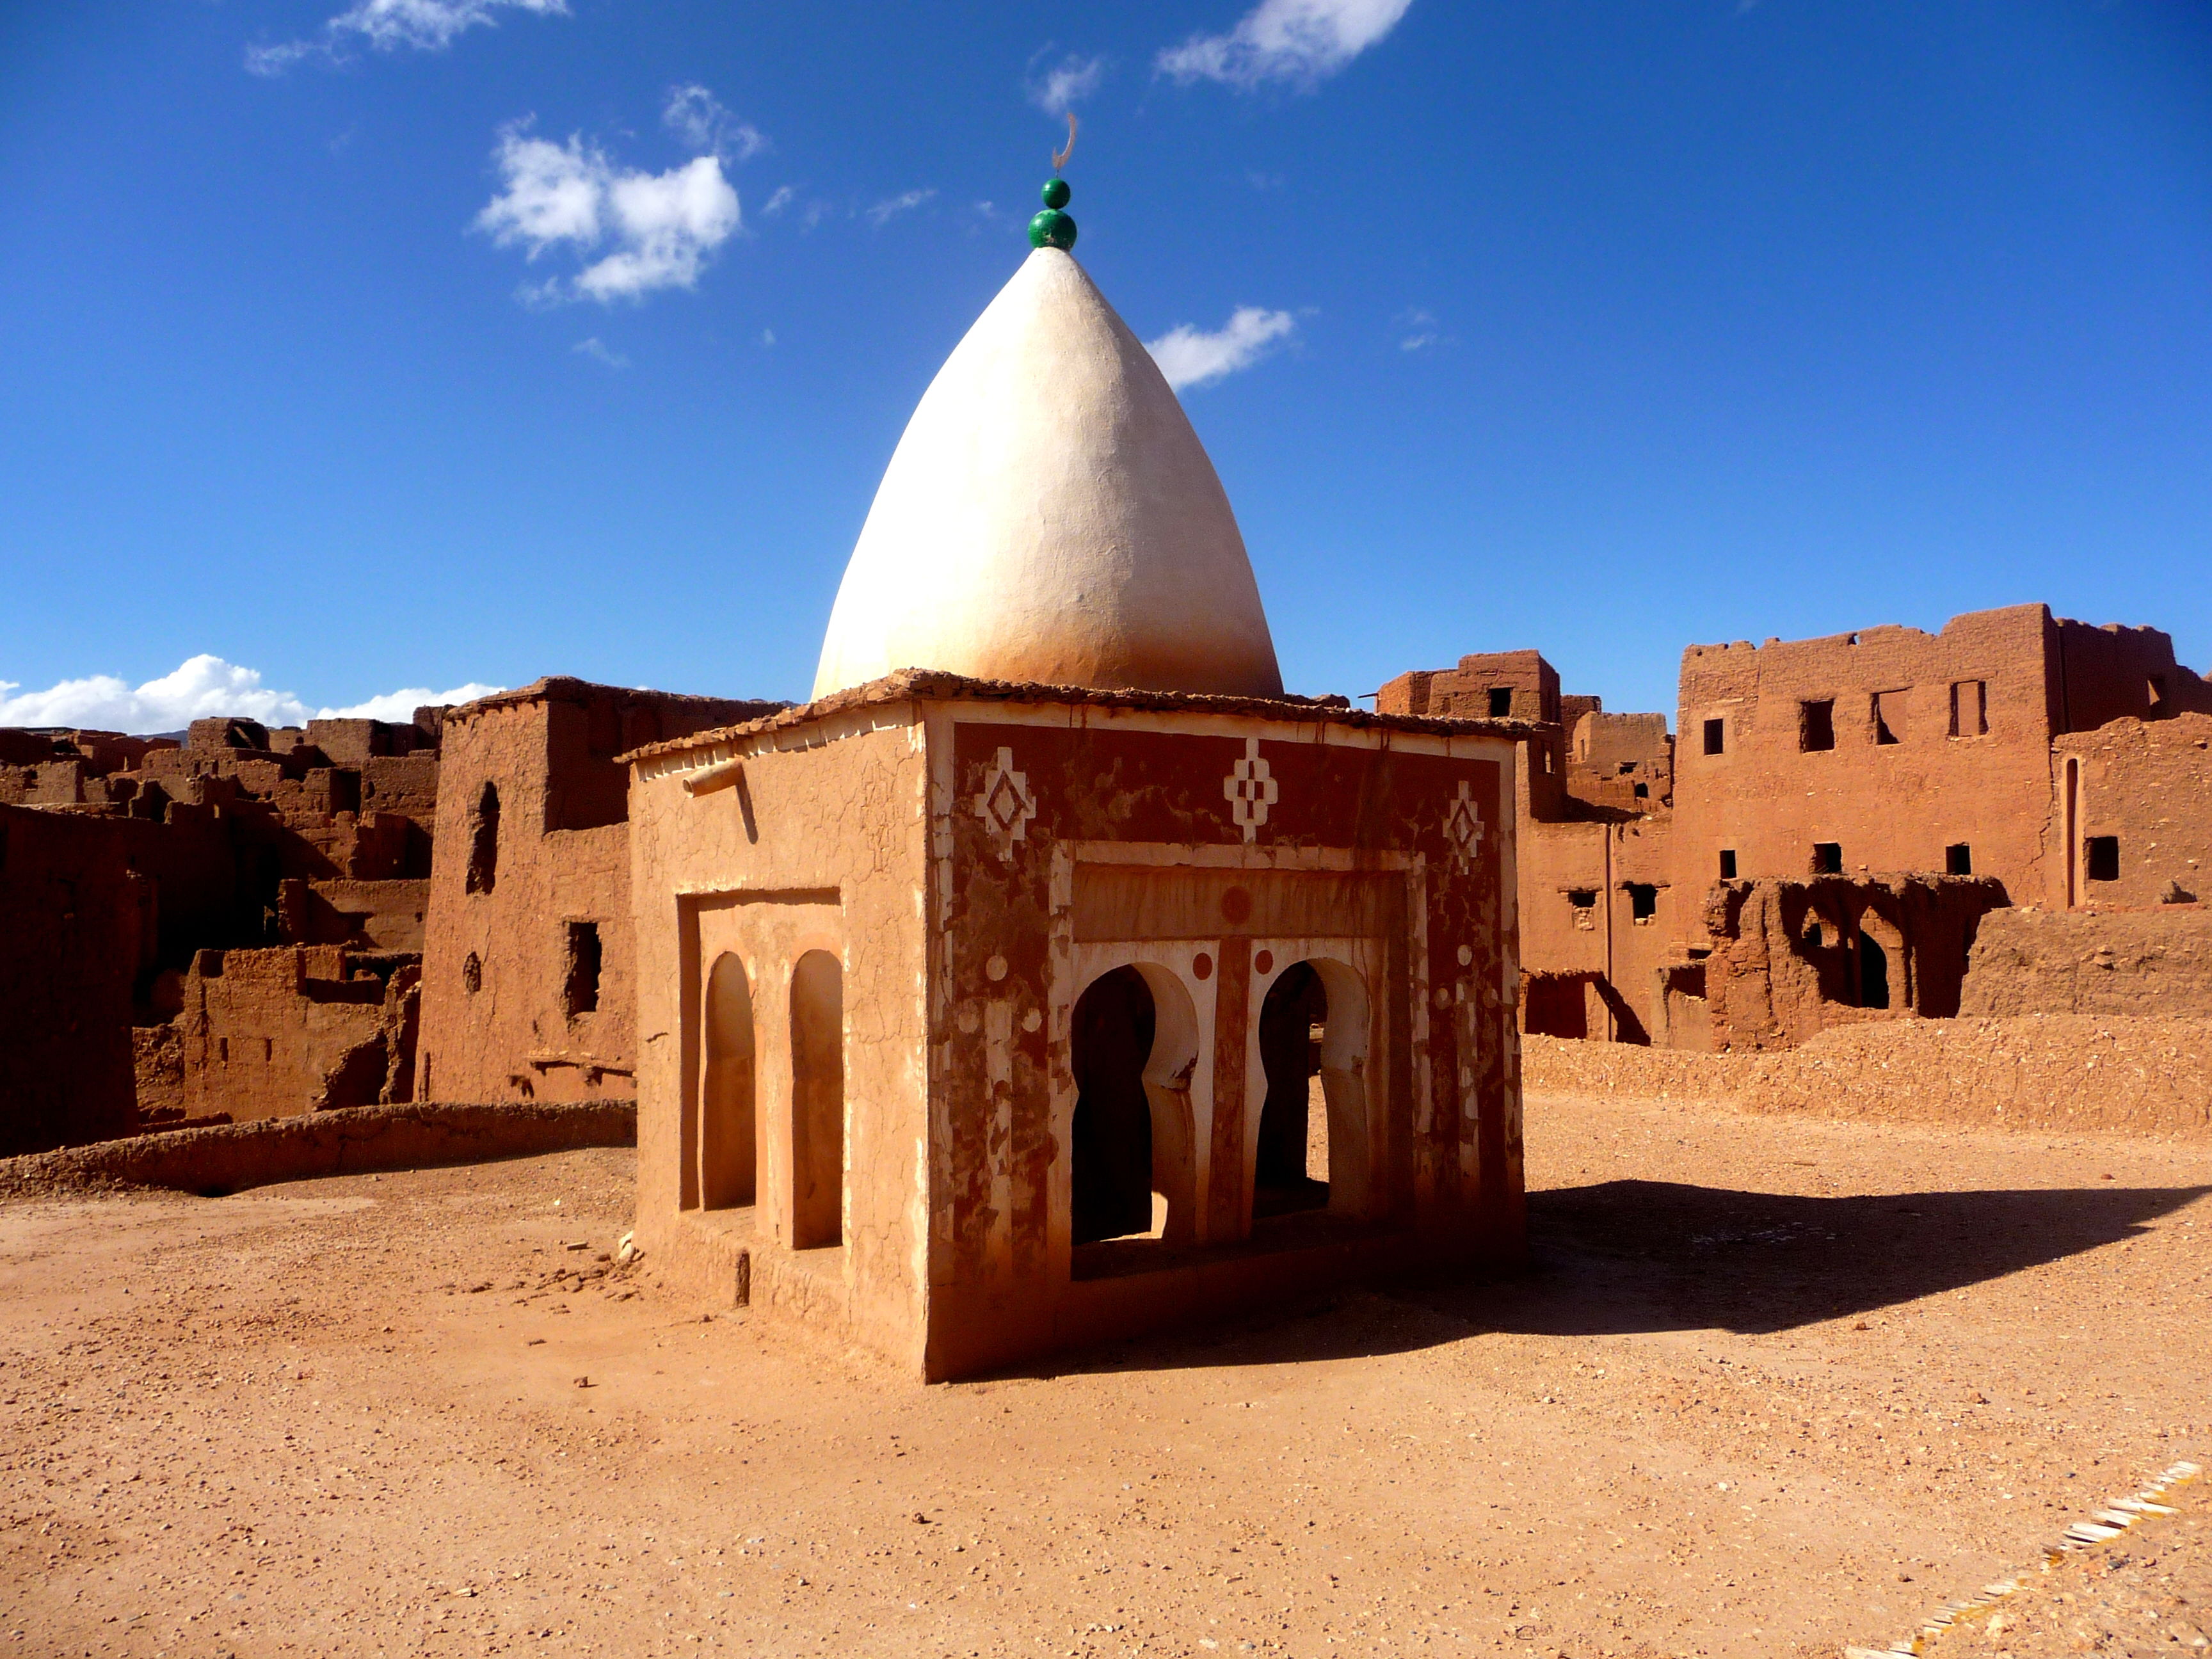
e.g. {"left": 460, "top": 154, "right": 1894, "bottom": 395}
{"left": 1043, "top": 1180, "right": 2209, "bottom": 1379}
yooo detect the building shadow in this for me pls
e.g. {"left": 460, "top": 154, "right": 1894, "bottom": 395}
{"left": 1039, "top": 1178, "right": 2209, "bottom": 1379}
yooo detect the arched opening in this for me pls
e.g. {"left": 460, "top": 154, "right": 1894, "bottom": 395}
{"left": 465, "top": 781, "right": 500, "bottom": 895}
{"left": 789, "top": 950, "right": 844, "bottom": 1249}
{"left": 1254, "top": 962, "right": 1330, "bottom": 1219}
{"left": 700, "top": 952, "right": 756, "bottom": 1211}
{"left": 1857, "top": 928, "right": 1891, "bottom": 1009}
{"left": 1071, "top": 966, "right": 1155, "bottom": 1244}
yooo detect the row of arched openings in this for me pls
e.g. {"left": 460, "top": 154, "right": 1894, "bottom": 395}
{"left": 698, "top": 950, "right": 844, "bottom": 1249}
{"left": 1071, "top": 958, "right": 1349, "bottom": 1246}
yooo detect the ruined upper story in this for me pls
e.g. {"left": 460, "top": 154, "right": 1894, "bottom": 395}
{"left": 1678, "top": 603, "right": 2212, "bottom": 762}
{"left": 437, "top": 679, "right": 789, "bottom": 839}
{"left": 1379, "top": 650, "right": 1673, "bottom": 823}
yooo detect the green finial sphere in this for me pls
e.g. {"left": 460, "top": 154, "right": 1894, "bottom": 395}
{"left": 1041, "top": 177, "right": 1071, "bottom": 209}
{"left": 1028, "top": 207, "right": 1077, "bottom": 250}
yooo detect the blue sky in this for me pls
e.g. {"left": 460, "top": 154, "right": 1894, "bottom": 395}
{"left": 1, "top": 1, "right": 2208, "bottom": 730}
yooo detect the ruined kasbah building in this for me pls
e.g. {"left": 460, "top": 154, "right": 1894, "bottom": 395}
{"left": 1382, "top": 604, "right": 2212, "bottom": 1054}
{"left": 3, "top": 175, "right": 2209, "bottom": 1374}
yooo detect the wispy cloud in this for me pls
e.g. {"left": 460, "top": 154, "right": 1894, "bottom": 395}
{"left": 866, "top": 188, "right": 936, "bottom": 227}
{"left": 0, "top": 657, "right": 502, "bottom": 733}
{"left": 247, "top": 0, "right": 566, "bottom": 74}
{"left": 476, "top": 121, "right": 742, "bottom": 304}
{"left": 1158, "top": 0, "right": 1412, "bottom": 90}
{"left": 761, "top": 185, "right": 796, "bottom": 217}
{"left": 1146, "top": 306, "right": 1297, "bottom": 390}
{"left": 572, "top": 337, "right": 629, "bottom": 369}
{"left": 1396, "top": 307, "right": 1441, "bottom": 351}
{"left": 662, "top": 84, "right": 769, "bottom": 162}
{"left": 1028, "top": 51, "right": 1108, "bottom": 115}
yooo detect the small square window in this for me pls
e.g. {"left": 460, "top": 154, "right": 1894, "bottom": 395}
{"left": 1567, "top": 889, "right": 1597, "bottom": 910}
{"left": 1488, "top": 687, "right": 1513, "bottom": 718}
{"left": 1945, "top": 843, "right": 1972, "bottom": 876}
{"left": 1632, "top": 781, "right": 1649, "bottom": 800}
{"left": 2085, "top": 836, "right": 2120, "bottom": 883}
{"left": 1800, "top": 700, "right": 1836, "bottom": 752}
{"left": 1812, "top": 841, "right": 1843, "bottom": 875}
{"left": 1626, "top": 883, "right": 1657, "bottom": 921}
{"left": 1719, "top": 849, "right": 1738, "bottom": 879}
{"left": 1702, "top": 717, "right": 1726, "bottom": 757}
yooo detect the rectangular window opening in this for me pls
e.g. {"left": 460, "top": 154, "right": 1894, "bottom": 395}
{"left": 1719, "top": 849, "right": 1738, "bottom": 880}
{"left": 1702, "top": 717, "right": 1725, "bottom": 757}
{"left": 1945, "top": 842, "right": 1973, "bottom": 876}
{"left": 1812, "top": 841, "right": 1843, "bottom": 875}
{"left": 2085, "top": 836, "right": 2120, "bottom": 883}
{"left": 563, "top": 920, "right": 603, "bottom": 1016}
{"left": 1567, "top": 889, "right": 1597, "bottom": 910}
{"left": 1626, "top": 883, "right": 1657, "bottom": 922}
{"left": 1948, "top": 680, "right": 1988, "bottom": 738}
{"left": 1873, "top": 691, "right": 1901, "bottom": 746}
{"left": 1487, "top": 687, "right": 1513, "bottom": 718}
{"left": 1800, "top": 699, "right": 1836, "bottom": 752}
{"left": 1632, "top": 781, "right": 1649, "bottom": 800}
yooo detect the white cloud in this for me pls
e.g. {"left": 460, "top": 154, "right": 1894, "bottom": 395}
{"left": 1028, "top": 52, "right": 1108, "bottom": 115}
{"left": 572, "top": 336, "right": 629, "bottom": 368}
{"left": 1157, "top": 0, "right": 1412, "bottom": 90}
{"left": 0, "top": 657, "right": 501, "bottom": 734}
{"left": 1397, "top": 307, "right": 1439, "bottom": 351}
{"left": 761, "top": 328, "right": 776, "bottom": 346}
{"left": 247, "top": 0, "right": 567, "bottom": 74}
{"left": 762, "top": 185, "right": 796, "bottom": 216}
{"left": 476, "top": 124, "right": 742, "bottom": 304}
{"left": 662, "top": 84, "right": 768, "bottom": 162}
{"left": 866, "top": 188, "right": 936, "bottom": 227}
{"left": 1146, "top": 306, "right": 1297, "bottom": 390}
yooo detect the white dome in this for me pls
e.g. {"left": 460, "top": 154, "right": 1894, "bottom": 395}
{"left": 812, "top": 247, "right": 1283, "bottom": 701}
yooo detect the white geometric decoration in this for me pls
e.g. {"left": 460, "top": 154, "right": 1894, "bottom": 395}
{"left": 1444, "top": 778, "right": 1487, "bottom": 868}
{"left": 1223, "top": 735, "right": 1279, "bottom": 844}
{"left": 975, "top": 746, "right": 1038, "bottom": 861}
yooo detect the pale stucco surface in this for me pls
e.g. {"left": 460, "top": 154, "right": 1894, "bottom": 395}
{"left": 813, "top": 248, "right": 1283, "bottom": 701}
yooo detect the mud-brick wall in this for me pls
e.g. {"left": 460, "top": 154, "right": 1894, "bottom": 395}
{"left": 2056, "top": 712, "right": 2212, "bottom": 910}
{"left": 629, "top": 717, "right": 933, "bottom": 1372}
{"left": 163, "top": 947, "right": 415, "bottom": 1123}
{"left": 1960, "top": 906, "right": 2212, "bottom": 1018}
{"left": 1672, "top": 605, "right": 2064, "bottom": 923}
{"left": 0, "top": 804, "right": 143, "bottom": 1154}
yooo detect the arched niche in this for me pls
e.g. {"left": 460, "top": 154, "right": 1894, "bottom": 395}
{"left": 789, "top": 950, "right": 844, "bottom": 1249}
{"left": 699, "top": 952, "right": 757, "bottom": 1210}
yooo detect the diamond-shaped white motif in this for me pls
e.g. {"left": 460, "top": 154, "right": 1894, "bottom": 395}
{"left": 974, "top": 746, "right": 1036, "bottom": 861}
{"left": 1223, "top": 736, "right": 1279, "bottom": 844}
{"left": 1445, "top": 779, "right": 1487, "bottom": 867}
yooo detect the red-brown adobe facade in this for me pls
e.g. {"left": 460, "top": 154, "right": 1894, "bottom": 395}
{"left": 1386, "top": 602, "right": 2212, "bottom": 1052}
{"left": 624, "top": 671, "right": 1526, "bottom": 1381}
{"left": 413, "top": 679, "right": 782, "bottom": 1108}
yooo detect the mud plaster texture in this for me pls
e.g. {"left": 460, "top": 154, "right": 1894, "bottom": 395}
{"left": 627, "top": 673, "right": 1525, "bottom": 1380}
{"left": 1962, "top": 909, "right": 2212, "bottom": 1020}
{"left": 1386, "top": 606, "right": 2212, "bottom": 1049}
{"left": 1523, "top": 1018, "right": 2212, "bottom": 1138}
{"left": 415, "top": 680, "right": 780, "bottom": 1109}
{"left": 1, "top": 1083, "right": 2206, "bottom": 1659}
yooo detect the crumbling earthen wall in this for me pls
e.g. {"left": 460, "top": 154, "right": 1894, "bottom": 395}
{"left": 148, "top": 946, "right": 419, "bottom": 1123}
{"left": 416, "top": 680, "right": 781, "bottom": 1107}
{"left": 1959, "top": 906, "right": 2212, "bottom": 1018}
{"left": 0, "top": 804, "right": 144, "bottom": 1155}
{"left": 2051, "top": 712, "right": 2212, "bottom": 910}
{"left": 1700, "top": 874, "right": 2010, "bottom": 1052}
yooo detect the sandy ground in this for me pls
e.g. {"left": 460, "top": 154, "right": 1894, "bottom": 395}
{"left": 3, "top": 1091, "right": 2208, "bottom": 1659}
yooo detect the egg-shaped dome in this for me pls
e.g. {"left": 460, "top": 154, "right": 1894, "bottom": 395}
{"left": 812, "top": 246, "right": 1283, "bottom": 701}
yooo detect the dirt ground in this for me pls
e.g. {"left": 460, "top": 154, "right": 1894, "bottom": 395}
{"left": 3, "top": 1090, "right": 2208, "bottom": 1659}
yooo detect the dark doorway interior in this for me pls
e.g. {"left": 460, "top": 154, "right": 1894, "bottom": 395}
{"left": 1071, "top": 966, "right": 1156, "bottom": 1244}
{"left": 1255, "top": 963, "right": 1330, "bottom": 1220}
{"left": 1857, "top": 929, "right": 1891, "bottom": 1010}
